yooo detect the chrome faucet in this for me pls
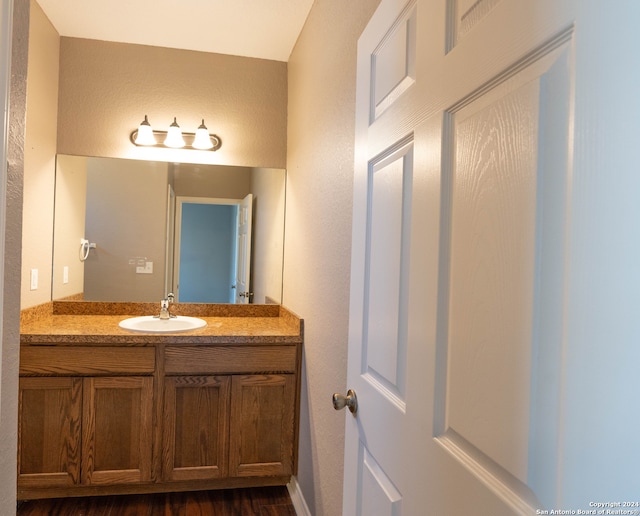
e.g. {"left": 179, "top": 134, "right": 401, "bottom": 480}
{"left": 157, "top": 293, "right": 175, "bottom": 320}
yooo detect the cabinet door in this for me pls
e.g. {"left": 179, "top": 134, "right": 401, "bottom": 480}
{"left": 18, "top": 377, "right": 82, "bottom": 488}
{"left": 162, "top": 376, "right": 231, "bottom": 481}
{"left": 81, "top": 376, "right": 153, "bottom": 485}
{"left": 229, "top": 374, "right": 295, "bottom": 477}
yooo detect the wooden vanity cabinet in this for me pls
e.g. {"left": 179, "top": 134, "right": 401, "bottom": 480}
{"left": 162, "top": 373, "right": 296, "bottom": 483}
{"left": 18, "top": 346, "right": 156, "bottom": 496}
{"left": 18, "top": 339, "right": 302, "bottom": 499}
{"left": 162, "top": 344, "right": 299, "bottom": 484}
{"left": 18, "top": 375, "right": 154, "bottom": 489}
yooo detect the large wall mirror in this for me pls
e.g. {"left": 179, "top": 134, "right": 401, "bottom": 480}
{"left": 52, "top": 155, "right": 285, "bottom": 304}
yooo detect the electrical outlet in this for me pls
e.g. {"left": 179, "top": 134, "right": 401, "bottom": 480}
{"left": 30, "top": 269, "right": 38, "bottom": 290}
{"left": 63, "top": 266, "right": 69, "bottom": 284}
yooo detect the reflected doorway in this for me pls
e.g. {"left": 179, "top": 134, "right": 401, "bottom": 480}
{"left": 173, "top": 195, "right": 252, "bottom": 303}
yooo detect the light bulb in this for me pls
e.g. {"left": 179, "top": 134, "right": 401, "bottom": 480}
{"left": 134, "top": 115, "right": 156, "bottom": 146}
{"left": 192, "top": 119, "right": 214, "bottom": 150}
{"left": 164, "top": 117, "right": 185, "bottom": 148}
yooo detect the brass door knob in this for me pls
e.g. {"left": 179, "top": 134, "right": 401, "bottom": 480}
{"left": 332, "top": 389, "right": 357, "bottom": 414}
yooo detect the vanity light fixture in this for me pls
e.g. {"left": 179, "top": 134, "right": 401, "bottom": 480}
{"left": 130, "top": 115, "right": 221, "bottom": 151}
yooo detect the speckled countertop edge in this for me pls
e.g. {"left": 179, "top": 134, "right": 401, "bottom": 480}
{"left": 20, "top": 302, "right": 303, "bottom": 345}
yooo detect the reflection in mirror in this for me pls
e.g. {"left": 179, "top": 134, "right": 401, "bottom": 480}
{"left": 52, "top": 156, "right": 285, "bottom": 304}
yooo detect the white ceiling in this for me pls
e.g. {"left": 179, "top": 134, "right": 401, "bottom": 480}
{"left": 35, "top": 0, "right": 314, "bottom": 62}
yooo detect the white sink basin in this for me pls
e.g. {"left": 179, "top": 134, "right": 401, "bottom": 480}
{"left": 118, "top": 315, "right": 207, "bottom": 333}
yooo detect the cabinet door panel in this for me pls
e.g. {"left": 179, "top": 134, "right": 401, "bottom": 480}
{"left": 163, "top": 376, "right": 230, "bottom": 481}
{"left": 230, "top": 374, "right": 295, "bottom": 477}
{"left": 82, "top": 376, "right": 153, "bottom": 485}
{"left": 18, "top": 377, "right": 82, "bottom": 488}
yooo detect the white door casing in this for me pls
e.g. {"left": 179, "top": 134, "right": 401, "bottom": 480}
{"left": 343, "top": 0, "right": 640, "bottom": 513}
{"left": 235, "top": 193, "right": 253, "bottom": 303}
{"left": 164, "top": 184, "right": 176, "bottom": 297}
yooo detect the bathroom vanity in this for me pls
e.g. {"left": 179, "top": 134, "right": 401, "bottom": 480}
{"left": 18, "top": 302, "right": 303, "bottom": 500}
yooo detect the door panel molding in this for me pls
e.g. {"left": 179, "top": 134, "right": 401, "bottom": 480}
{"left": 447, "top": 0, "right": 504, "bottom": 49}
{"left": 433, "top": 28, "right": 574, "bottom": 510}
{"left": 370, "top": 0, "right": 417, "bottom": 122}
{"left": 362, "top": 137, "right": 414, "bottom": 409}
{"left": 435, "top": 429, "right": 540, "bottom": 513}
{"left": 446, "top": 25, "right": 574, "bottom": 114}
{"left": 357, "top": 443, "right": 403, "bottom": 516}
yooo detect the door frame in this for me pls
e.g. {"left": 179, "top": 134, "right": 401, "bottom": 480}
{"left": 172, "top": 196, "right": 242, "bottom": 302}
{"left": 164, "top": 184, "right": 176, "bottom": 297}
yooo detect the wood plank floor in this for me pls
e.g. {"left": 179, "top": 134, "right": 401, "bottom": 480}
{"left": 16, "top": 486, "right": 296, "bottom": 516}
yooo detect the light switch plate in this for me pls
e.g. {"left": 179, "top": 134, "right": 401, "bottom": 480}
{"left": 136, "top": 261, "right": 153, "bottom": 274}
{"left": 30, "top": 269, "right": 38, "bottom": 290}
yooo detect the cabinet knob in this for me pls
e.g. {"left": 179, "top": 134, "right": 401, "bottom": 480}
{"left": 332, "top": 389, "right": 357, "bottom": 414}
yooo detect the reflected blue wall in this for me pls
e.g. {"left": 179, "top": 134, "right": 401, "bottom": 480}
{"left": 179, "top": 203, "right": 237, "bottom": 302}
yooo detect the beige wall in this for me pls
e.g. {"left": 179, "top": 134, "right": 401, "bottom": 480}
{"left": 251, "top": 167, "right": 286, "bottom": 304}
{"left": 284, "top": 0, "right": 380, "bottom": 514}
{"left": 83, "top": 158, "right": 169, "bottom": 302}
{"left": 21, "top": 0, "right": 58, "bottom": 308}
{"left": 52, "top": 155, "right": 86, "bottom": 300}
{"left": 172, "top": 163, "right": 252, "bottom": 198}
{"left": 57, "top": 38, "right": 287, "bottom": 169}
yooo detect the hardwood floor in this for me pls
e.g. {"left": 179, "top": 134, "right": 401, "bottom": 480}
{"left": 16, "top": 486, "right": 296, "bottom": 516}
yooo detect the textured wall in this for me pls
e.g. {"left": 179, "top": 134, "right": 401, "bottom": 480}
{"left": 3, "top": 0, "right": 29, "bottom": 513}
{"left": 57, "top": 38, "right": 287, "bottom": 169}
{"left": 284, "top": 0, "right": 380, "bottom": 514}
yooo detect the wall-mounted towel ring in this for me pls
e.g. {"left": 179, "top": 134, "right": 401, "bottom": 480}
{"left": 80, "top": 238, "right": 96, "bottom": 262}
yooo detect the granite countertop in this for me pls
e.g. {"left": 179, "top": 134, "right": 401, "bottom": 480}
{"left": 20, "top": 302, "right": 303, "bottom": 346}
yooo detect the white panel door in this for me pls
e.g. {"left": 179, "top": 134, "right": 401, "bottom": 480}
{"left": 343, "top": 0, "right": 640, "bottom": 513}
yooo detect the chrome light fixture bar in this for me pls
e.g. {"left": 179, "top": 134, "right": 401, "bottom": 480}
{"left": 130, "top": 115, "right": 221, "bottom": 151}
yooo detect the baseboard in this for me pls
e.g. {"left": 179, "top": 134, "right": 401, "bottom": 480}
{"left": 287, "top": 476, "right": 312, "bottom": 516}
